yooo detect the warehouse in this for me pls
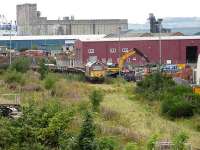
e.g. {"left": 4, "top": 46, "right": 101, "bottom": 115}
{"left": 0, "top": 35, "right": 104, "bottom": 51}
{"left": 74, "top": 36, "right": 200, "bottom": 66}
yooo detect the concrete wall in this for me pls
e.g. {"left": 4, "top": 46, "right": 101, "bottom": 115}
{"left": 17, "top": 4, "right": 128, "bottom": 35}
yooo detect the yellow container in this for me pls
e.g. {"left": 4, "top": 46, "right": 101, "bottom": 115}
{"left": 193, "top": 86, "right": 200, "bottom": 95}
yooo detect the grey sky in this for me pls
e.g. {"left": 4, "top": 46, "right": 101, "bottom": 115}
{"left": 0, "top": 0, "right": 200, "bottom": 23}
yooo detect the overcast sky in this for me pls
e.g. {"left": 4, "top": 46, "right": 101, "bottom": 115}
{"left": 0, "top": 0, "right": 200, "bottom": 23}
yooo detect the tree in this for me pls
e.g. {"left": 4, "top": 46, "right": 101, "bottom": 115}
{"left": 10, "top": 57, "right": 31, "bottom": 73}
{"left": 89, "top": 89, "right": 104, "bottom": 112}
{"left": 38, "top": 59, "right": 48, "bottom": 80}
{"left": 78, "top": 111, "right": 96, "bottom": 150}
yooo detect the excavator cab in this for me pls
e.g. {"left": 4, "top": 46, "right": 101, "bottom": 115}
{"left": 106, "top": 48, "right": 149, "bottom": 81}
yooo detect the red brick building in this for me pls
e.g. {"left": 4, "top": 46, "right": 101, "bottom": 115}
{"left": 75, "top": 36, "right": 200, "bottom": 66}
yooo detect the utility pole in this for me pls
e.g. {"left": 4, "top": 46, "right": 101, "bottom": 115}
{"left": 9, "top": 21, "right": 12, "bottom": 65}
{"left": 118, "top": 26, "right": 121, "bottom": 76}
{"left": 157, "top": 19, "right": 162, "bottom": 66}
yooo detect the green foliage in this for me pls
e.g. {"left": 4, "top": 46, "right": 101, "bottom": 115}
{"left": 183, "top": 93, "right": 200, "bottom": 114}
{"left": 10, "top": 57, "right": 31, "bottom": 73}
{"left": 0, "top": 118, "right": 15, "bottom": 149}
{"left": 89, "top": 89, "right": 104, "bottom": 112}
{"left": 136, "top": 72, "right": 175, "bottom": 101}
{"left": 78, "top": 111, "right": 96, "bottom": 150}
{"left": 0, "top": 100, "right": 75, "bottom": 149}
{"left": 32, "top": 45, "right": 38, "bottom": 50}
{"left": 147, "top": 134, "right": 158, "bottom": 150}
{"left": 97, "top": 137, "right": 119, "bottom": 150}
{"left": 5, "top": 69, "right": 25, "bottom": 85}
{"left": 19, "top": 48, "right": 28, "bottom": 52}
{"left": 38, "top": 59, "right": 48, "bottom": 80}
{"left": 161, "top": 96, "right": 194, "bottom": 118}
{"left": 124, "top": 142, "right": 138, "bottom": 150}
{"left": 173, "top": 132, "right": 189, "bottom": 150}
{"left": 65, "top": 73, "right": 85, "bottom": 82}
{"left": 44, "top": 74, "right": 57, "bottom": 90}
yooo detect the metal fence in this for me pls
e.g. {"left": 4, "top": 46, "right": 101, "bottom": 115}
{"left": 155, "top": 142, "right": 192, "bottom": 150}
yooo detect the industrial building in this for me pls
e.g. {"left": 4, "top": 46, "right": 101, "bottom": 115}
{"left": 74, "top": 36, "right": 200, "bottom": 66}
{"left": 0, "top": 34, "right": 104, "bottom": 51}
{"left": 16, "top": 3, "right": 128, "bottom": 36}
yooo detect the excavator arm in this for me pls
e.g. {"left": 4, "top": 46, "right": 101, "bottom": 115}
{"left": 107, "top": 48, "right": 149, "bottom": 76}
{"left": 118, "top": 48, "right": 149, "bottom": 70}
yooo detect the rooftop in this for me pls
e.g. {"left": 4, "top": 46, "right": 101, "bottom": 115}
{"left": 0, "top": 34, "right": 105, "bottom": 41}
{"left": 80, "top": 35, "right": 200, "bottom": 42}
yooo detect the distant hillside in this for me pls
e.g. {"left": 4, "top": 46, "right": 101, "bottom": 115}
{"left": 129, "top": 17, "right": 200, "bottom": 35}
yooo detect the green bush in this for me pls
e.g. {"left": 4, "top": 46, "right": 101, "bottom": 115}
{"left": 98, "top": 137, "right": 119, "bottom": 150}
{"left": 65, "top": 73, "right": 85, "bottom": 82}
{"left": 173, "top": 132, "right": 189, "bottom": 150}
{"left": 136, "top": 72, "right": 175, "bottom": 101}
{"left": 124, "top": 142, "right": 138, "bottom": 150}
{"left": 5, "top": 70, "right": 25, "bottom": 85}
{"left": 184, "top": 93, "right": 200, "bottom": 114}
{"left": 44, "top": 74, "right": 57, "bottom": 90}
{"left": 146, "top": 134, "right": 158, "bottom": 150}
{"left": 89, "top": 89, "right": 104, "bottom": 112}
{"left": 161, "top": 96, "right": 193, "bottom": 118}
{"left": 38, "top": 59, "right": 48, "bottom": 80}
{"left": 78, "top": 111, "right": 96, "bottom": 150}
{"left": 10, "top": 57, "right": 31, "bottom": 73}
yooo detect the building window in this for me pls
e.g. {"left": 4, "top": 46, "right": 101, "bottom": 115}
{"left": 122, "top": 48, "right": 128, "bottom": 52}
{"left": 110, "top": 48, "right": 116, "bottom": 53}
{"left": 88, "top": 49, "right": 95, "bottom": 54}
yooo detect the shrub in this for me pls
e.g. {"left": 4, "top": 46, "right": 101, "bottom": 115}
{"left": 10, "top": 57, "right": 31, "bottom": 73}
{"left": 124, "top": 142, "right": 138, "bottom": 150}
{"left": 98, "top": 137, "right": 119, "bottom": 150}
{"left": 89, "top": 89, "right": 104, "bottom": 112}
{"left": 38, "top": 59, "right": 48, "bottom": 80}
{"left": 147, "top": 134, "right": 158, "bottom": 150}
{"left": 78, "top": 111, "right": 96, "bottom": 150}
{"left": 166, "top": 85, "right": 192, "bottom": 97}
{"left": 184, "top": 93, "right": 200, "bottom": 114}
{"left": 136, "top": 72, "right": 175, "bottom": 101}
{"left": 5, "top": 70, "right": 25, "bottom": 85}
{"left": 65, "top": 73, "right": 85, "bottom": 82}
{"left": 44, "top": 74, "right": 57, "bottom": 91}
{"left": 172, "top": 132, "right": 189, "bottom": 150}
{"left": 161, "top": 96, "right": 193, "bottom": 118}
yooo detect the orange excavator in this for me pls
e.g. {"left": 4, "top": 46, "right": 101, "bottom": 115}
{"left": 106, "top": 48, "right": 150, "bottom": 80}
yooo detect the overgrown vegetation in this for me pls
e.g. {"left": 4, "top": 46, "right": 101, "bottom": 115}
{"left": 10, "top": 57, "right": 31, "bottom": 73}
{"left": 136, "top": 72, "right": 200, "bottom": 119}
{"left": 89, "top": 89, "right": 104, "bottom": 112}
{"left": 0, "top": 101, "right": 75, "bottom": 149}
{"left": 0, "top": 64, "right": 199, "bottom": 149}
{"left": 38, "top": 59, "right": 48, "bottom": 80}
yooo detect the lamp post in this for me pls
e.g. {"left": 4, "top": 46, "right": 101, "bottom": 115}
{"left": 9, "top": 21, "right": 12, "bottom": 65}
{"left": 158, "top": 19, "right": 162, "bottom": 66}
{"left": 118, "top": 26, "right": 121, "bottom": 76}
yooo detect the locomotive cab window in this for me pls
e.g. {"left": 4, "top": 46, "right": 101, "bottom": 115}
{"left": 92, "top": 65, "right": 103, "bottom": 71}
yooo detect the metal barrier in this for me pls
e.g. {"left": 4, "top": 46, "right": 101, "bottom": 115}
{"left": 155, "top": 142, "right": 192, "bottom": 150}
